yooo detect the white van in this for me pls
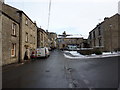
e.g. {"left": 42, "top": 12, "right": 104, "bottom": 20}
{"left": 36, "top": 47, "right": 50, "bottom": 58}
{"left": 67, "top": 45, "right": 77, "bottom": 51}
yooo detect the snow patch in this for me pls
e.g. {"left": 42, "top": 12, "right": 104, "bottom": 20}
{"left": 64, "top": 53, "right": 86, "bottom": 59}
{"left": 69, "top": 51, "right": 83, "bottom": 57}
{"left": 63, "top": 51, "right": 120, "bottom": 59}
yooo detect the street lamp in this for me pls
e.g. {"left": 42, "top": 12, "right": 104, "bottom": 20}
{"left": 109, "top": 24, "right": 113, "bottom": 53}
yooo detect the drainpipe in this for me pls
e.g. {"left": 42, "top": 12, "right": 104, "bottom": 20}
{"left": 17, "top": 11, "right": 22, "bottom": 63}
{"left": 109, "top": 24, "right": 113, "bottom": 53}
{"left": 0, "top": 1, "right": 3, "bottom": 66}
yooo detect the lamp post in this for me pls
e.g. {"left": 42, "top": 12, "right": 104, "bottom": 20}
{"left": 109, "top": 24, "right": 113, "bottom": 53}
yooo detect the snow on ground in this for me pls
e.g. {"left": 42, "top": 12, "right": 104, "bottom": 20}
{"left": 63, "top": 51, "right": 120, "bottom": 59}
{"left": 64, "top": 53, "right": 85, "bottom": 59}
{"left": 68, "top": 51, "right": 84, "bottom": 57}
{"left": 102, "top": 52, "right": 120, "bottom": 55}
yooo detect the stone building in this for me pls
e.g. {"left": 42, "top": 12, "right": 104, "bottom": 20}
{"left": 88, "top": 22, "right": 104, "bottom": 49}
{"left": 1, "top": 3, "right": 20, "bottom": 65}
{"left": 81, "top": 39, "right": 89, "bottom": 48}
{"left": 17, "top": 11, "right": 37, "bottom": 61}
{"left": 1, "top": 3, "right": 37, "bottom": 65}
{"left": 37, "top": 28, "right": 48, "bottom": 48}
{"left": 47, "top": 32, "right": 57, "bottom": 49}
{"left": 57, "top": 34, "right": 84, "bottom": 49}
{"left": 88, "top": 13, "right": 120, "bottom": 52}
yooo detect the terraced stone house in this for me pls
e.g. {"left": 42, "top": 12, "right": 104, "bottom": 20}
{"left": 1, "top": 3, "right": 37, "bottom": 65}
{"left": 88, "top": 13, "right": 120, "bottom": 52}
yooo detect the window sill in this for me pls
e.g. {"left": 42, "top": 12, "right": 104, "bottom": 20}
{"left": 25, "top": 41, "right": 28, "bottom": 43}
{"left": 11, "top": 34, "right": 17, "bottom": 37}
{"left": 25, "top": 24, "right": 28, "bottom": 26}
{"left": 11, "top": 56, "right": 16, "bottom": 58}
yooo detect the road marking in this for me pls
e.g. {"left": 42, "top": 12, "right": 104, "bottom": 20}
{"left": 72, "top": 80, "right": 78, "bottom": 87}
{"left": 80, "top": 74, "right": 85, "bottom": 78}
{"left": 83, "top": 79, "right": 90, "bottom": 84}
{"left": 69, "top": 83, "right": 74, "bottom": 88}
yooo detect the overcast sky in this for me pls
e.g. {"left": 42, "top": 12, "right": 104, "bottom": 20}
{"left": 5, "top": 0, "right": 119, "bottom": 38}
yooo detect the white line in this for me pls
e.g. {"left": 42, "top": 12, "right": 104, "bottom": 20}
{"left": 83, "top": 79, "right": 90, "bottom": 84}
{"left": 80, "top": 74, "right": 85, "bottom": 78}
{"left": 69, "top": 83, "right": 74, "bottom": 88}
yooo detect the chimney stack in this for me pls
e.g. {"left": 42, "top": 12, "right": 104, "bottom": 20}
{"left": 104, "top": 17, "right": 109, "bottom": 21}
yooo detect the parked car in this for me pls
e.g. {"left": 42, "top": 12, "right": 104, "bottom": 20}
{"left": 36, "top": 47, "right": 50, "bottom": 58}
{"left": 67, "top": 45, "right": 77, "bottom": 51}
{"left": 30, "top": 51, "right": 37, "bottom": 59}
{"left": 48, "top": 47, "right": 52, "bottom": 51}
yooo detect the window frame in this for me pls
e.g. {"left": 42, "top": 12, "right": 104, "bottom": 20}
{"left": 30, "top": 34, "right": 32, "bottom": 44}
{"left": 34, "top": 37, "right": 35, "bottom": 44}
{"left": 98, "top": 26, "right": 101, "bottom": 35}
{"left": 93, "top": 31, "right": 95, "bottom": 38}
{"left": 12, "top": 23, "right": 16, "bottom": 36}
{"left": 25, "top": 32, "right": 28, "bottom": 42}
{"left": 99, "top": 38, "right": 102, "bottom": 46}
{"left": 11, "top": 43, "right": 16, "bottom": 57}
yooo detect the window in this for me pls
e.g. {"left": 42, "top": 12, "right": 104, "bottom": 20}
{"left": 93, "top": 31, "right": 95, "bottom": 38}
{"left": 25, "top": 32, "right": 28, "bottom": 42}
{"left": 12, "top": 23, "right": 16, "bottom": 35}
{"left": 99, "top": 38, "right": 101, "bottom": 46}
{"left": 98, "top": 26, "right": 101, "bottom": 30}
{"left": 98, "top": 29, "right": 101, "bottom": 35}
{"left": 98, "top": 26, "right": 101, "bottom": 35}
{"left": 34, "top": 37, "right": 35, "bottom": 44}
{"left": 30, "top": 22, "right": 32, "bottom": 29}
{"left": 25, "top": 19, "right": 28, "bottom": 25}
{"left": 11, "top": 43, "right": 16, "bottom": 57}
{"left": 30, "top": 35, "right": 32, "bottom": 44}
{"left": 89, "top": 33, "right": 92, "bottom": 39}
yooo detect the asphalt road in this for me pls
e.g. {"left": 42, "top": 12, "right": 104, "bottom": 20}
{"left": 2, "top": 50, "right": 119, "bottom": 89}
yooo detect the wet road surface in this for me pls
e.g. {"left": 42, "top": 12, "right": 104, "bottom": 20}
{"left": 2, "top": 50, "right": 119, "bottom": 89}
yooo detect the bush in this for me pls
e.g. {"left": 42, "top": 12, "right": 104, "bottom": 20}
{"left": 94, "top": 50, "right": 102, "bottom": 55}
{"left": 77, "top": 49, "right": 93, "bottom": 55}
{"left": 77, "top": 48, "right": 103, "bottom": 55}
{"left": 114, "top": 48, "right": 120, "bottom": 52}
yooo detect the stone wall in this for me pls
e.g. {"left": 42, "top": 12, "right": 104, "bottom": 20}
{"left": 103, "top": 14, "right": 119, "bottom": 51}
{"left": 37, "top": 28, "right": 49, "bottom": 48}
{"left": 88, "top": 14, "right": 120, "bottom": 52}
{"left": 2, "top": 4, "right": 20, "bottom": 23}
{"left": 0, "top": 1, "right": 2, "bottom": 66}
{"left": 2, "top": 14, "right": 19, "bottom": 65}
{"left": 0, "top": 1, "right": 2, "bottom": 89}
{"left": 20, "top": 13, "right": 37, "bottom": 61}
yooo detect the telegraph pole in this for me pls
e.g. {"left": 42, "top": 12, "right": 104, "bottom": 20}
{"left": 47, "top": 0, "right": 51, "bottom": 31}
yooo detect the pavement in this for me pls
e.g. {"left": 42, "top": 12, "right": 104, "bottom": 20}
{"left": 2, "top": 60, "right": 30, "bottom": 72}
